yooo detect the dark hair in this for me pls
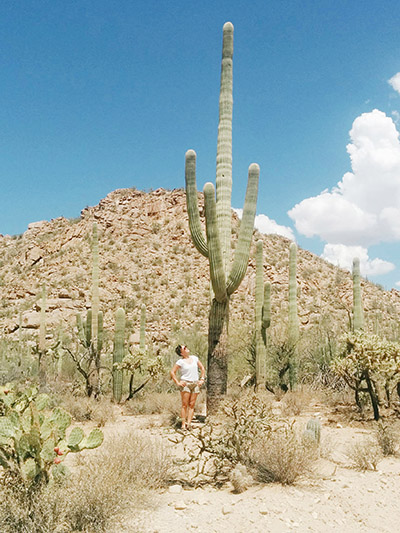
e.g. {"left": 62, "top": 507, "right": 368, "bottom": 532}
{"left": 175, "top": 344, "right": 183, "bottom": 356}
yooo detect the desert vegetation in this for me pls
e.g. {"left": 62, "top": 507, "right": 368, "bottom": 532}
{"left": 2, "top": 20, "right": 400, "bottom": 533}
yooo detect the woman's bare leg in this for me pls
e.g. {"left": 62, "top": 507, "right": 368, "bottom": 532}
{"left": 180, "top": 391, "right": 190, "bottom": 428}
{"left": 187, "top": 393, "right": 198, "bottom": 428}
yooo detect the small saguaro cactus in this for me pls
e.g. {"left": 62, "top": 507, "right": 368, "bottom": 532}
{"left": 73, "top": 309, "right": 104, "bottom": 397}
{"left": 304, "top": 418, "right": 321, "bottom": 445}
{"left": 140, "top": 303, "right": 146, "bottom": 353}
{"left": 113, "top": 308, "right": 126, "bottom": 403}
{"left": 185, "top": 22, "right": 260, "bottom": 413}
{"left": 352, "top": 257, "right": 364, "bottom": 331}
{"left": 255, "top": 240, "right": 267, "bottom": 390}
{"left": 38, "top": 283, "right": 47, "bottom": 384}
{"left": 288, "top": 242, "right": 299, "bottom": 389}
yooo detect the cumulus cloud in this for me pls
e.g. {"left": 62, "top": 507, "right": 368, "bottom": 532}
{"left": 234, "top": 209, "right": 294, "bottom": 240}
{"left": 289, "top": 109, "right": 400, "bottom": 247}
{"left": 321, "top": 244, "right": 395, "bottom": 277}
{"left": 389, "top": 73, "right": 400, "bottom": 95}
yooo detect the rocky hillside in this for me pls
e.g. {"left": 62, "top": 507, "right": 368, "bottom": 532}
{"left": 1, "top": 187, "right": 400, "bottom": 351}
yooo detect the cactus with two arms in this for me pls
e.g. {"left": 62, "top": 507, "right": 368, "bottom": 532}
{"left": 185, "top": 22, "right": 259, "bottom": 413}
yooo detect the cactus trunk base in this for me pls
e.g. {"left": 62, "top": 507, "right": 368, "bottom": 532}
{"left": 207, "top": 298, "right": 229, "bottom": 414}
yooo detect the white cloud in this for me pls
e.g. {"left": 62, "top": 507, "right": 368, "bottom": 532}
{"left": 234, "top": 209, "right": 295, "bottom": 240}
{"left": 392, "top": 110, "right": 400, "bottom": 125}
{"left": 396, "top": 280, "right": 400, "bottom": 287}
{"left": 289, "top": 109, "right": 400, "bottom": 247}
{"left": 389, "top": 73, "right": 400, "bottom": 95}
{"left": 321, "top": 244, "right": 395, "bottom": 277}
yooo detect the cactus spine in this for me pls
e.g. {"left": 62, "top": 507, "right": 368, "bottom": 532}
{"left": 113, "top": 308, "right": 125, "bottom": 403}
{"left": 288, "top": 242, "right": 299, "bottom": 389}
{"left": 185, "top": 23, "right": 259, "bottom": 413}
{"left": 352, "top": 257, "right": 364, "bottom": 331}
{"left": 255, "top": 241, "right": 266, "bottom": 390}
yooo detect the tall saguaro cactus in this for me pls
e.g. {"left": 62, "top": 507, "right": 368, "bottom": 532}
{"left": 288, "top": 242, "right": 299, "bottom": 389}
{"left": 185, "top": 22, "right": 259, "bottom": 413}
{"left": 91, "top": 222, "right": 100, "bottom": 342}
{"left": 113, "top": 308, "right": 126, "bottom": 403}
{"left": 352, "top": 257, "right": 364, "bottom": 331}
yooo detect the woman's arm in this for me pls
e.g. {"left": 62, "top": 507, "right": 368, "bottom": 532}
{"left": 198, "top": 360, "right": 206, "bottom": 385}
{"left": 171, "top": 363, "right": 183, "bottom": 386}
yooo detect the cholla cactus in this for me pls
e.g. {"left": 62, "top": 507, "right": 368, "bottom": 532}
{"left": 0, "top": 384, "right": 103, "bottom": 488}
{"left": 331, "top": 332, "right": 400, "bottom": 420}
{"left": 185, "top": 22, "right": 259, "bottom": 412}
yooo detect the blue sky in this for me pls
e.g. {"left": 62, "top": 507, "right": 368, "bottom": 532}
{"left": 2, "top": 0, "right": 400, "bottom": 288}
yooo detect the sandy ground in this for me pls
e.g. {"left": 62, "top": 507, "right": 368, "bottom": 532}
{"left": 101, "top": 402, "right": 400, "bottom": 533}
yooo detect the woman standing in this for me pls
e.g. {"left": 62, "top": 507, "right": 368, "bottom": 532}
{"left": 170, "top": 344, "right": 206, "bottom": 430}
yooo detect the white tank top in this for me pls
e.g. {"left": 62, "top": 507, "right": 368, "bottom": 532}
{"left": 176, "top": 355, "right": 199, "bottom": 382}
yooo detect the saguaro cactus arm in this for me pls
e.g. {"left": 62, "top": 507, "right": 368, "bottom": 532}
{"left": 226, "top": 163, "right": 259, "bottom": 295}
{"left": 204, "top": 182, "right": 227, "bottom": 303}
{"left": 185, "top": 150, "right": 209, "bottom": 258}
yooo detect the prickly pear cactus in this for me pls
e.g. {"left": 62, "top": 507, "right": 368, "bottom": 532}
{"left": 0, "top": 384, "right": 103, "bottom": 487}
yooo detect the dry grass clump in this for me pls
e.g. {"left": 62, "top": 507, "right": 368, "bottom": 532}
{"left": 248, "top": 423, "right": 319, "bottom": 485}
{"left": 374, "top": 421, "right": 398, "bottom": 456}
{"left": 0, "top": 486, "right": 67, "bottom": 533}
{"left": 280, "top": 388, "right": 312, "bottom": 417}
{"left": 229, "top": 463, "right": 253, "bottom": 493}
{"left": 0, "top": 431, "right": 173, "bottom": 533}
{"left": 65, "top": 431, "right": 173, "bottom": 531}
{"left": 124, "top": 391, "right": 180, "bottom": 416}
{"left": 60, "top": 394, "right": 116, "bottom": 426}
{"left": 345, "top": 437, "right": 382, "bottom": 471}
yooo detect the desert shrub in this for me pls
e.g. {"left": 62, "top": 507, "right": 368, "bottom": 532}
{"left": 124, "top": 391, "right": 181, "bottom": 416}
{"left": 0, "top": 486, "right": 67, "bottom": 533}
{"left": 0, "top": 430, "right": 172, "bottom": 533}
{"left": 175, "top": 394, "right": 273, "bottom": 481}
{"left": 280, "top": 388, "right": 311, "bottom": 416}
{"left": 331, "top": 332, "right": 400, "bottom": 420}
{"left": 60, "top": 394, "right": 116, "bottom": 426}
{"left": 229, "top": 463, "right": 253, "bottom": 493}
{"left": 374, "top": 421, "right": 398, "bottom": 456}
{"left": 345, "top": 436, "right": 382, "bottom": 471}
{"left": 247, "top": 422, "right": 319, "bottom": 485}
{"left": 0, "top": 338, "right": 36, "bottom": 384}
